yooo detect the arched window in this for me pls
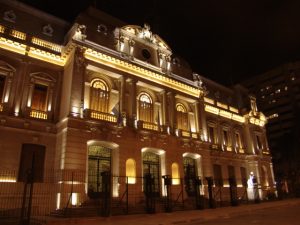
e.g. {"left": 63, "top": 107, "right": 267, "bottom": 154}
{"left": 138, "top": 92, "right": 153, "bottom": 122}
{"left": 126, "top": 158, "right": 136, "bottom": 184}
{"left": 176, "top": 103, "right": 188, "bottom": 131}
{"left": 90, "top": 79, "right": 109, "bottom": 113}
{"left": 171, "top": 163, "right": 180, "bottom": 185}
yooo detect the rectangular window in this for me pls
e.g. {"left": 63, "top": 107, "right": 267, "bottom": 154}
{"left": 177, "top": 111, "right": 189, "bottom": 131}
{"left": 0, "top": 75, "right": 5, "bottom": 102}
{"left": 18, "top": 144, "right": 46, "bottom": 182}
{"left": 223, "top": 130, "right": 229, "bottom": 146}
{"left": 213, "top": 164, "right": 223, "bottom": 186}
{"left": 31, "top": 84, "right": 48, "bottom": 111}
{"left": 209, "top": 126, "right": 215, "bottom": 144}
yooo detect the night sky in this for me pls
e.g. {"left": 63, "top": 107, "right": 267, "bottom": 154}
{"left": 19, "top": 0, "right": 300, "bottom": 86}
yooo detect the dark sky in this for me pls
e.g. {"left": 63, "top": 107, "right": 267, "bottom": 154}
{"left": 19, "top": 0, "right": 300, "bottom": 86}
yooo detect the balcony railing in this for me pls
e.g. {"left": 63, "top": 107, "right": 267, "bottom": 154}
{"left": 29, "top": 109, "right": 48, "bottom": 120}
{"left": 191, "top": 132, "right": 198, "bottom": 139}
{"left": 262, "top": 149, "right": 270, "bottom": 155}
{"left": 84, "top": 109, "right": 117, "bottom": 123}
{"left": 210, "top": 144, "right": 219, "bottom": 150}
{"left": 181, "top": 130, "right": 191, "bottom": 138}
{"left": 238, "top": 148, "right": 245, "bottom": 154}
{"left": 141, "top": 121, "right": 159, "bottom": 131}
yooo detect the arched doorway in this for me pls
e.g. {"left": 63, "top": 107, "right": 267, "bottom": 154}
{"left": 182, "top": 153, "right": 202, "bottom": 197}
{"left": 183, "top": 157, "right": 197, "bottom": 196}
{"left": 87, "top": 145, "right": 111, "bottom": 198}
{"left": 142, "top": 151, "right": 160, "bottom": 196}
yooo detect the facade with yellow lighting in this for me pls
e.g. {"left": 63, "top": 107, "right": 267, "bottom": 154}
{"left": 0, "top": 0, "right": 275, "bottom": 214}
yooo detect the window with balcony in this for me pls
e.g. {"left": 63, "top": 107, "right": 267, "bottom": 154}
{"left": 138, "top": 92, "right": 153, "bottom": 123}
{"left": 27, "top": 72, "right": 56, "bottom": 120}
{"left": 235, "top": 132, "right": 244, "bottom": 153}
{"left": 223, "top": 130, "right": 229, "bottom": 146}
{"left": 176, "top": 103, "right": 189, "bottom": 131}
{"left": 85, "top": 79, "right": 117, "bottom": 122}
{"left": 208, "top": 125, "right": 217, "bottom": 144}
{"left": 90, "top": 79, "right": 109, "bottom": 113}
{"left": 31, "top": 84, "right": 48, "bottom": 111}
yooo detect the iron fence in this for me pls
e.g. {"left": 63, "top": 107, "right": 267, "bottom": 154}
{"left": 0, "top": 169, "right": 278, "bottom": 224}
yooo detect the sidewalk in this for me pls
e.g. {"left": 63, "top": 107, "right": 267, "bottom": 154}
{"left": 46, "top": 199, "right": 300, "bottom": 225}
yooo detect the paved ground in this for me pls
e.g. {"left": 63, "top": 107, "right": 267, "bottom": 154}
{"left": 193, "top": 202, "right": 300, "bottom": 225}
{"left": 45, "top": 198, "right": 300, "bottom": 225}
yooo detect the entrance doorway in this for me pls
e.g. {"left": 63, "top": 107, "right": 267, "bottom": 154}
{"left": 183, "top": 157, "right": 197, "bottom": 196}
{"left": 142, "top": 152, "right": 160, "bottom": 196}
{"left": 88, "top": 145, "right": 111, "bottom": 198}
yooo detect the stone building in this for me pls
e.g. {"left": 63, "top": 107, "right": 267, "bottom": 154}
{"left": 0, "top": 0, "right": 275, "bottom": 215}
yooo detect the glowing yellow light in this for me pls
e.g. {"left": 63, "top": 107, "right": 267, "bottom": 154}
{"left": 205, "top": 104, "right": 245, "bottom": 123}
{"left": 171, "top": 163, "right": 180, "bottom": 185}
{"left": 0, "top": 177, "right": 16, "bottom": 183}
{"left": 32, "top": 37, "right": 62, "bottom": 53}
{"left": 89, "top": 110, "right": 117, "bottom": 122}
{"left": 182, "top": 130, "right": 190, "bottom": 137}
{"left": 0, "top": 25, "right": 5, "bottom": 33}
{"left": 84, "top": 49, "right": 201, "bottom": 97}
{"left": 28, "top": 47, "right": 65, "bottom": 66}
{"left": 229, "top": 106, "right": 239, "bottom": 113}
{"left": 29, "top": 109, "right": 47, "bottom": 120}
{"left": 142, "top": 121, "right": 159, "bottom": 131}
{"left": 204, "top": 104, "right": 219, "bottom": 115}
{"left": 217, "top": 102, "right": 228, "bottom": 110}
{"left": 219, "top": 110, "right": 232, "bottom": 119}
{"left": 232, "top": 114, "right": 245, "bottom": 123}
{"left": 10, "top": 30, "right": 26, "bottom": 40}
{"left": 0, "top": 37, "right": 26, "bottom": 55}
{"left": 204, "top": 97, "right": 214, "bottom": 104}
{"left": 71, "top": 193, "right": 78, "bottom": 206}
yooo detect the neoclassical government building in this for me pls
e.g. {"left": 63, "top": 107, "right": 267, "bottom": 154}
{"left": 0, "top": 0, "right": 275, "bottom": 215}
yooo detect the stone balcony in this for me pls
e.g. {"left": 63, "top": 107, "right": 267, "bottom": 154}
{"left": 24, "top": 107, "right": 49, "bottom": 120}
{"left": 136, "top": 120, "right": 160, "bottom": 132}
{"left": 83, "top": 109, "right": 117, "bottom": 123}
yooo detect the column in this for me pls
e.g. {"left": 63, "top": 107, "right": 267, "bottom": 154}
{"left": 167, "top": 91, "right": 175, "bottom": 132}
{"left": 243, "top": 122, "right": 255, "bottom": 155}
{"left": 194, "top": 101, "right": 200, "bottom": 133}
{"left": 161, "top": 90, "right": 167, "bottom": 126}
{"left": 128, "top": 78, "right": 137, "bottom": 125}
{"left": 198, "top": 97, "right": 207, "bottom": 141}
{"left": 70, "top": 47, "right": 86, "bottom": 117}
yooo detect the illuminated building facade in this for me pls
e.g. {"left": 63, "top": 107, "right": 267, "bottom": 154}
{"left": 242, "top": 62, "right": 300, "bottom": 195}
{"left": 0, "top": 0, "right": 275, "bottom": 215}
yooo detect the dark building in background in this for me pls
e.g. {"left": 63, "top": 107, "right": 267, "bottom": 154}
{"left": 242, "top": 62, "right": 300, "bottom": 195}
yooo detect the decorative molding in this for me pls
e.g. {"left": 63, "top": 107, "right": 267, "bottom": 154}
{"left": 3, "top": 10, "right": 16, "bottom": 23}
{"left": 42, "top": 24, "right": 54, "bottom": 37}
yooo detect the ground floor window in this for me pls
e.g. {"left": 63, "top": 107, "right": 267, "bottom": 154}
{"left": 18, "top": 144, "right": 45, "bottom": 182}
